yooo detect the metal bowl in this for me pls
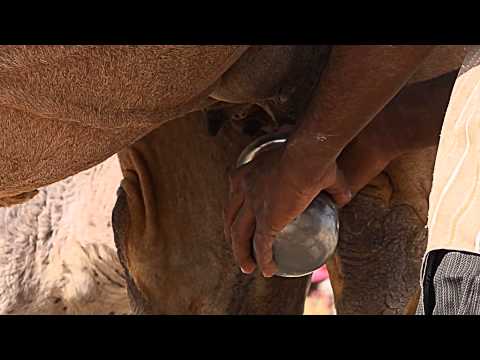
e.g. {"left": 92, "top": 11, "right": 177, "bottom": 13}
{"left": 237, "top": 133, "right": 339, "bottom": 278}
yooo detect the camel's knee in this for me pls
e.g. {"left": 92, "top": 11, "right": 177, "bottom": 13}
{"left": 332, "top": 184, "right": 427, "bottom": 314}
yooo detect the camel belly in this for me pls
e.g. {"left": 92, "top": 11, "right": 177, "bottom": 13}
{"left": 0, "top": 46, "right": 249, "bottom": 202}
{"left": 0, "top": 45, "right": 248, "bottom": 129}
{"left": 211, "top": 45, "right": 330, "bottom": 103}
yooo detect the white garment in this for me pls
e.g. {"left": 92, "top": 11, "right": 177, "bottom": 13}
{"left": 427, "top": 46, "right": 480, "bottom": 254}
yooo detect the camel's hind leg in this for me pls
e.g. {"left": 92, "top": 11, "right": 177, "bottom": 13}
{"left": 328, "top": 147, "right": 436, "bottom": 314}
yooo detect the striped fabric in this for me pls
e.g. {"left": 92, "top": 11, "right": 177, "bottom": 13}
{"left": 417, "top": 250, "right": 480, "bottom": 315}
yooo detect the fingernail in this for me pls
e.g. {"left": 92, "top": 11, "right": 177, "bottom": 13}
{"left": 241, "top": 267, "right": 252, "bottom": 274}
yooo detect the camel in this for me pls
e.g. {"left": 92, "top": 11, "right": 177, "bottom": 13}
{"left": 0, "top": 45, "right": 470, "bottom": 314}
{"left": 0, "top": 155, "right": 129, "bottom": 314}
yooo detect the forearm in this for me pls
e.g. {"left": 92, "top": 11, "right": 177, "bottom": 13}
{"left": 384, "top": 70, "right": 456, "bottom": 154}
{"left": 280, "top": 45, "right": 436, "bottom": 189}
{"left": 338, "top": 67, "right": 458, "bottom": 196}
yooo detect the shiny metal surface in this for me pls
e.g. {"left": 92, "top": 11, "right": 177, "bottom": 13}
{"left": 237, "top": 133, "right": 339, "bottom": 278}
{"left": 237, "top": 134, "right": 287, "bottom": 168}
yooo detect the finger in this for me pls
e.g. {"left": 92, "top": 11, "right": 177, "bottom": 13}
{"left": 337, "top": 138, "right": 393, "bottom": 198}
{"left": 223, "top": 172, "right": 245, "bottom": 243}
{"left": 231, "top": 203, "right": 257, "bottom": 274}
{"left": 253, "top": 231, "right": 278, "bottom": 278}
{"left": 325, "top": 166, "right": 352, "bottom": 208}
{"left": 338, "top": 149, "right": 392, "bottom": 197}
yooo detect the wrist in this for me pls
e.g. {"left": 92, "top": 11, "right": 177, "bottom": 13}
{"left": 278, "top": 142, "right": 338, "bottom": 196}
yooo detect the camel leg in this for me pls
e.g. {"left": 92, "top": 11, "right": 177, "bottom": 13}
{"left": 327, "top": 147, "right": 436, "bottom": 314}
{"left": 112, "top": 113, "right": 308, "bottom": 314}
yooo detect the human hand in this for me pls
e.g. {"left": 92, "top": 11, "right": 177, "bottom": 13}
{"left": 224, "top": 144, "right": 351, "bottom": 277}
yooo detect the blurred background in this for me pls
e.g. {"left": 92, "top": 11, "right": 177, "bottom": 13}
{"left": 304, "top": 265, "right": 336, "bottom": 315}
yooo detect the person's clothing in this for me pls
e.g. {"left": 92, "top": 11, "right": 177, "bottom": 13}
{"left": 417, "top": 250, "right": 480, "bottom": 315}
{"left": 426, "top": 46, "right": 480, "bottom": 255}
{"left": 418, "top": 46, "right": 480, "bottom": 315}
